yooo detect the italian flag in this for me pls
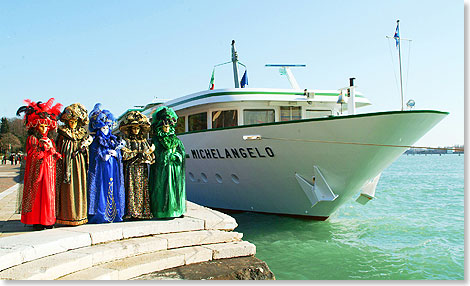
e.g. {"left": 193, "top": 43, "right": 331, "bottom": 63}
{"left": 209, "top": 69, "right": 215, "bottom": 90}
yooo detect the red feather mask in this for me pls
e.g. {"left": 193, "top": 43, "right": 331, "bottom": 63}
{"left": 16, "top": 98, "right": 63, "bottom": 131}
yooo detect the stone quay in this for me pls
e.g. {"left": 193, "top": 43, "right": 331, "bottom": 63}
{"left": 0, "top": 163, "right": 274, "bottom": 280}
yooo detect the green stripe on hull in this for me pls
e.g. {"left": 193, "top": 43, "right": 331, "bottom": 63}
{"left": 177, "top": 110, "right": 449, "bottom": 135}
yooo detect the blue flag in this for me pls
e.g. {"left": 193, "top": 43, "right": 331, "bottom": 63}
{"left": 394, "top": 23, "right": 400, "bottom": 48}
{"left": 240, "top": 70, "right": 248, "bottom": 88}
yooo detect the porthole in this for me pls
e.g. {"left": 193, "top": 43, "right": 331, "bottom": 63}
{"left": 231, "top": 174, "right": 240, "bottom": 184}
{"left": 188, "top": 172, "right": 196, "bottom": 182}
{"left": 215, "top": 173, "right": 223, "bottom": 183}
{"left": 201, "top": 173, "right": 208, "bottom": 183}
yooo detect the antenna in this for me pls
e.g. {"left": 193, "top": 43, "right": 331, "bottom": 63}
{"left": 265, "top": 64, "right": 306, "bottom": 89}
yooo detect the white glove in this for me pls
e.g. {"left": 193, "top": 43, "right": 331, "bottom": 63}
{"left": 108, "top": 150, "right": 118, "bottom": 157}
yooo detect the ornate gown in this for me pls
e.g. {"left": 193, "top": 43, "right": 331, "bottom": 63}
{"left": 21, "top": 133, "right": 60, "bottom": 226}
{"left": 121, "top": 137, "right": 154, "bottom": 219}
{"left": 87, "top": 131, "right": 125, "bottom": 223}
{"left": 55, "top": 126, "right": 89, "bottom": 225}
{"left": 149, "top": 130, "right": 186, "bottom": 218}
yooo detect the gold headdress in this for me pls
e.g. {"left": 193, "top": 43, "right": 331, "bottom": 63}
{"left": 60, "top": 103, "right": 89, "bottom": 126}
{"left": 119, "top": 111, "right": 151, "bottom": 136}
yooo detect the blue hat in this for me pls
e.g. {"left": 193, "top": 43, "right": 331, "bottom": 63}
{"left": 89, "top": 103, "right": 115, "bottom": 132}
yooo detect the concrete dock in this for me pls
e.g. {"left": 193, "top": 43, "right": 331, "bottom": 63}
{"left": 0, "top": 164, "right": 274, "bottom": 280}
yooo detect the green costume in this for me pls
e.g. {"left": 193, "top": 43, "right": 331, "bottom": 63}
{"left": 149, "top": 106, "right": 186, "bottom": 218}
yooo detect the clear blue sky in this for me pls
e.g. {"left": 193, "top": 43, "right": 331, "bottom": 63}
{"left": 0, "top": 0, "right": 463, "bottom": 147}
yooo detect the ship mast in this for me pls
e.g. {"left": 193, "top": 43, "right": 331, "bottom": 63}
{"left": 231, "top": 40, "right": 240, "bottom": 88}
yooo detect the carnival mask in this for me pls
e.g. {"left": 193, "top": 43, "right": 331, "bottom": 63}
{"left": 37, "top": 123, "right": 49, "bottom": 135}
{"left": 101, "top": 125, "right": 109, "bottom": 135}
{"left": 162, "top": 124, "right": 170, "bottom": 133}
{"left": 68, "top": 119, "right": 78, "bottom": 130}
{"left": 131, "top": 126, "right": 140, "bottom": 135}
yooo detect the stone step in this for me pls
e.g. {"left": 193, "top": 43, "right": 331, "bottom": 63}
{"left": 0, "top": 230, "right": 244, "bottom": 280}
{"left": 58, "top": 241, "right": 256, "bottom": 280}
{"left": 0, "top": 201, "right": 237, "bottom": 272}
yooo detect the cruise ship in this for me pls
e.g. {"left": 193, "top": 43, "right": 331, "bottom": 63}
{"left": 131, "top": 41, "right": 447, "bottom": 220}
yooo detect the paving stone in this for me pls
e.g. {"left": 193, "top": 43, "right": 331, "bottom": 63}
{"left": 0, "top": 250, "right": 92, "bottom": 280}
{"left": 158, "top": 230, "right": 242, "bottom": 249}
{"left": 59, "top": 266, "right": 119, "bottom": 280}
{"left": 186, "top": 201, "right": 203, "bottom": 210}
{"left": 71, "top": 235, "right": 167, "bottom": 265}
{"left": 0, "top": 229, "right": 92, "bottom": 271}
{"left": 185, "top": 208, "right": 238, "bottom": 231}
{"left": 120, "top": 218, "right": 204, "bottom": 239}
{"left": 63, "top": 223, "right": 124, "bottom": 244}
{"left": 104, "top": 249, "right": 186, "bottom": 280}
{"left": 171, "top": 246, "right": 213, "bottom": 265}
{"left": 0, "top": 244, "right": 33, "bottom": 272}
{"left": 203, "top": 241, "right": 256, "bottom": 260}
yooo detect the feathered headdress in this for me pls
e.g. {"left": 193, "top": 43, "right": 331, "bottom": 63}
{"left": 88, "top": 103, "right": 116, "bottom": 132}
{"left": 16, "top": 98, "right": 63, "bottom": 130}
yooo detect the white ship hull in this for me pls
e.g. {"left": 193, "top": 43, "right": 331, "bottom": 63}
{"left": 180, "top": 110, "right": 447, "bottom": 219}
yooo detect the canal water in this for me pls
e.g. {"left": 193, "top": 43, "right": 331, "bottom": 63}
{"left": 231, "top": 154, "right": 464, "bottom": 280}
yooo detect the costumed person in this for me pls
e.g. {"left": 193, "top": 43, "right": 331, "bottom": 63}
{"left": 87, "top": 103, "right": 125, "bottom": 223}
{"left": 16, "top": 98, "right": 62, "bottom": 230}
{"left": 55, "top": 103, "right": 93, "bottom": 226}
{"left": 119, "top": 111, "right": 155, "bottom": 219}
{"left": 149, "top": 106, "right": 186, "bottom": 219}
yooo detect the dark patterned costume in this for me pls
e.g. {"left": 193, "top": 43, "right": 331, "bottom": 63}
{"left": 120, "top": 111, "right": 155, "bottom": 219}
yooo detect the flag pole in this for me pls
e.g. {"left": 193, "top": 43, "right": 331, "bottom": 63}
{"left": 397, "top": 20, "right": 404, "bottom": 111}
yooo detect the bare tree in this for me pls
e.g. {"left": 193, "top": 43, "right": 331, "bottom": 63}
{"left": 0, "top": 132, "right": 21, "bottom": 153}
{"left": 8, "top": 118, "right": 27, "bottom": 149}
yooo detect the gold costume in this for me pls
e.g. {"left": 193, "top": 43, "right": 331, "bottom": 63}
{"left": 55, "top": 103, "right": 91, "bottom": 226}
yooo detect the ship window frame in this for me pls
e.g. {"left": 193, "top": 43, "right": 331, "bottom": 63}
{"left": 188, "top": 112, "right": 208, "bottom": 132}
{"left": 211, "top": 109, "right": 238, "bottom": 129}
{"left": 243, "top": 109, "right": 275, "bottom": 125}
{"left": 305, "top": 109, "right": 333, "bottom": 119}
{"left": 175, "top": 114, "right": 186, "bottom": 134}
{"left": 280, "top": 106, "right": 302, "bottom": 121}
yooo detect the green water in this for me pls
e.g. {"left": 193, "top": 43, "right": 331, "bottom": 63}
{"left": 231, "top": 154, "right": 464, "bottom": 280}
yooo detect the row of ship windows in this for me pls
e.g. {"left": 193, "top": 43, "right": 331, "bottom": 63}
{"left": 188, "top": 172, "right": 240, "bottom": 184}
{"left": 176, "top": 107, "right": 331, "bottom": 133}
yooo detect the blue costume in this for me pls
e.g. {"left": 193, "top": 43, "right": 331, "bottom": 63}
{"left": 87, "top": 104, "right": 125, "bottom": 223}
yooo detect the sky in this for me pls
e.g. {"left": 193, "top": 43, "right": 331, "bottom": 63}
{"left": 0, "top": 0, "right": 464, "bottom": 147}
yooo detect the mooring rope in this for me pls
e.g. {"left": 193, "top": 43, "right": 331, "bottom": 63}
{"left": 260, "top": 136, "right": 463, "bottom": 152}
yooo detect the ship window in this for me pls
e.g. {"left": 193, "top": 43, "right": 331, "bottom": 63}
{"left": 212, "top": 110, "right": 238, "bottom": 129}
{"left": 175, "top": 116, "right": 185, "bottom": 134}
{"left": 306, "top": 109, "right": 332, "bottom": 118}
{"left": 280, "top": 106, "right": 301, "bottom": 121}
{"left": 243, "top": 109, "right": 275, "bottom": 125}
{"left": 188, "top": 112, "right": 207, "bottom": 131}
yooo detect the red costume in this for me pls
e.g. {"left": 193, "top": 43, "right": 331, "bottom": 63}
{"left": 17, "top": 98, "right": 62, "bottom": 227}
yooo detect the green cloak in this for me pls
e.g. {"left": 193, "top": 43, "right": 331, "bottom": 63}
{"left": 149, "top": 107, "right": 186, "bottom": 218}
